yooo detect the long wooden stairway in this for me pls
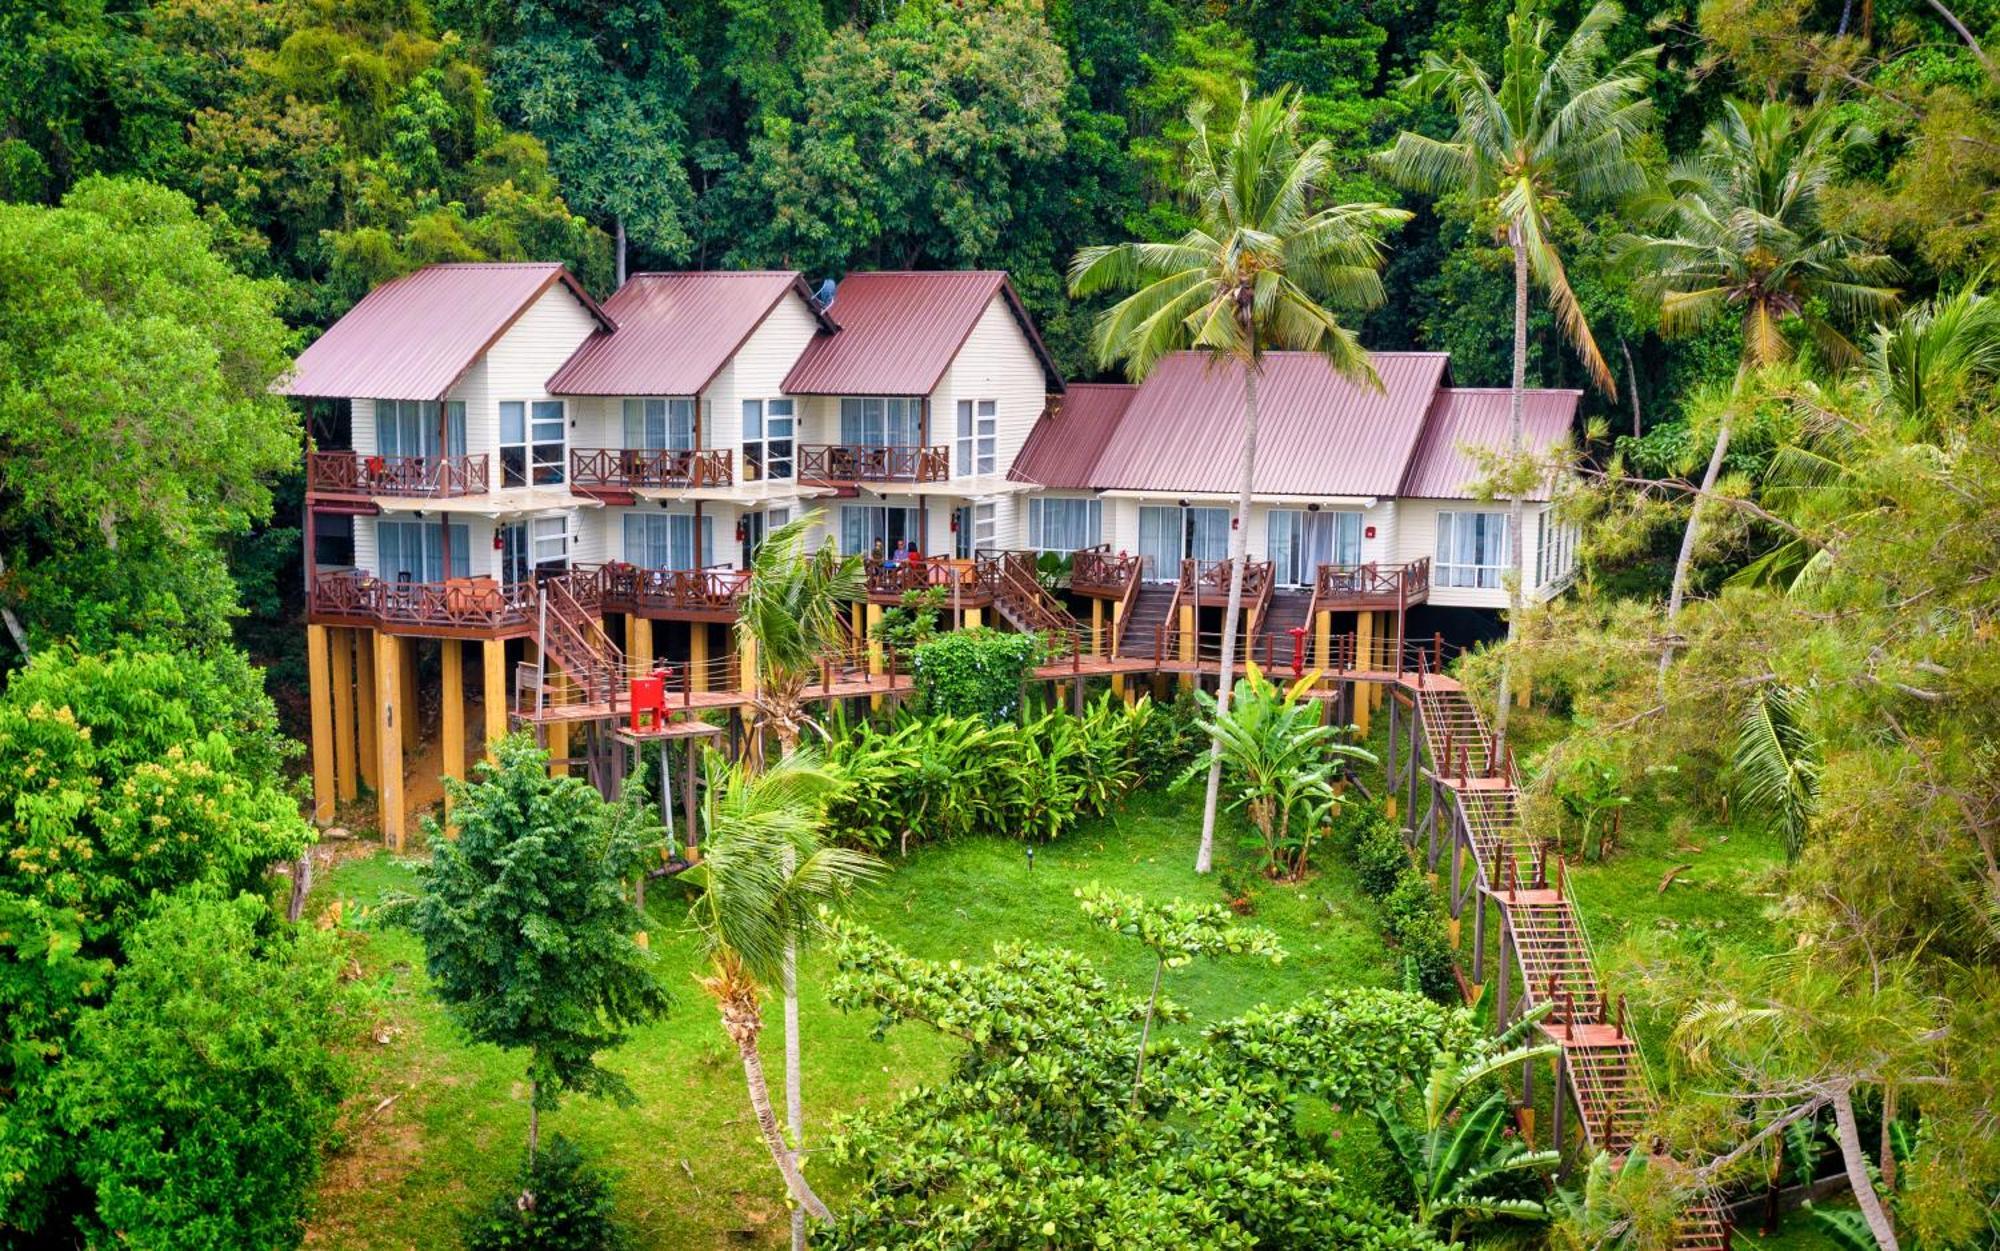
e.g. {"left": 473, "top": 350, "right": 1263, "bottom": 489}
{"left": 1405, "top": 677, "right": 1730, "bottom": 1251}
{"left": 989, "top": 552, "right": 1085, "bottom": 654}
{"left": 534, "top": 572, "right": 624, "bottom": 709}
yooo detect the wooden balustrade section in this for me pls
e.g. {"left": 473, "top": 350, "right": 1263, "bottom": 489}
{"left": 569, "top": 447, "right": 735, "bottom": 496}
{"left": 797, "top": 443, "right": 949, "bottom": 485}
{"left": 306, "top": 450, "right": 490, "bottom": 498}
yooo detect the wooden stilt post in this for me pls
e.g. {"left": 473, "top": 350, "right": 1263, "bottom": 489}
{"left": 330, "top": 627, "right": 357, "bottom": 803}
{"left": 441, "top": 640, "right": 465, "bottom": 813}
{"left": 483, "top": 638, "right": 507, "bottom": 759}
{"left": 628, "top": 615, "right": 654, "bottom": 674}
{"left": 1472, "top": 886, "right": 1487, "bottom": 997}
{"left": 357, "top": 629, "right": 379, "bottom": 790}
{"left": 1385, "top": 694, "right": 1400, "bottom": 824}
{"left": 1427, "top": 778, "right": 1443, "bottom": 872}
{"left": 308, "top": 624, "right": 336, "bottom": 825}
{"left": 374, "top": 629, "right": 406, "bottom": 851}
{"left": 1552, "top": 1053, "right": 1568, "bottom": 1169}
{"left": 1496, "top": 920, "right": 1513, "bottom": 1024}
{"left": 398, "top": 637, "right": 418, "bottom": 751}
{"left": 1406, "top": 691, "right": 1422, "bottom": 820}
{"left": 689, "top": 622, "right": 711, "bottom": 693}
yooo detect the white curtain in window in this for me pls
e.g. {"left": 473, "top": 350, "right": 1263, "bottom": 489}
{"left": 377, "top": 519, "right": 470, "bottom": 581}
{"left": 1029, "top": 498, "right": 1101, "bottom": 552}
{"left": 1436, "top": 511, "right": 1509, "bottom": 589}
{"left": 624, "top": 513, "right": 714, "bottom": 568}
{"left": 376, "top": 401, "right": 465, "bottom": 458}
{"left": 623, "top": 398, "right": 695, "bottom": 450}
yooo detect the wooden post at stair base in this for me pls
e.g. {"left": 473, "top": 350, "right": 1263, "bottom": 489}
{"left": 482, "top": 638, "right": 507, "bottom": 761}
{"left": 398, "top": 636, "right": 418, "bottom": 751}
{"left": 1551, "top": 1054, "right": 1568, "bottom": 1167}
{"left": 330, "top": 627, "right": 357, "bottom": 804}
{"left": 441, "top": 640, "right": 465, "bottom": 810}
{"left": 1090, "top": 599, "right": 1104, "bottom": 656}
{"left": 1177, "top": 602, "right": 1196, "bottom": 691}
{"left": 356, "top": 629, "right": 379, "bottom": 790}
{"left": 307, "top": 624, "right": 336, "bottom": 825}
{"left": 689, "top": 623, "right": 710, "bottom": 693}
{"left": 1471, "top": 888, "right": 1487, "bottom": 1001}
{"left": 373, "top": 629, "right": 406, "bottom": 851}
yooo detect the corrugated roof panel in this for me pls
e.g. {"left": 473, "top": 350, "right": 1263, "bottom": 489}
{"left": 1399, "top": 387, "right": 1580, "bottom": 500}
{"left": 547, "top": 271, "right": 829, "bottom": 396}
{"left": 1009, "top": 384, "right": 1138, "bottom": 489}
{"left": 280, "top": 263, "right": 608, "bottom": 400}
{"left": 782, "top": 271, "right": 1061, "bottom": 395}
{"left": 1084, "top": 351, "right": 1452, "bottom": 497}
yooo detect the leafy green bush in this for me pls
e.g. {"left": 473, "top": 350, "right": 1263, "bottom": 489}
{"left": 461, "top": 1136, "right": 629, "bottom": 1251}
{"left": 822, "top": 695, "right": 1147, "bottom": 849}
{"left": 61, "top": 894, "right": 350, "bottom": 1251}
{"left": 875, "top": 586, "right": 946, "bottom": 653}
{"left": 1382, "top": 872, "right": 1458, "bottom": 1002}
{"left": 1129, "top": 687, "right": 1205, "bottom": 782}
{"left": 910, "top": 627, "right": 1041, "bottom": 722}
{"left": 1347, "top": 808, "right": 1413, "bottom": 899}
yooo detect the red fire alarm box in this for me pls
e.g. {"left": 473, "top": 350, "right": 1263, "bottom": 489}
{"left": 1364, "top": 525, "right": 1377, "bottom": 539}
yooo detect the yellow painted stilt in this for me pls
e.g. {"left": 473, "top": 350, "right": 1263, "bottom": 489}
{"left": 483, "top": 639, "right": 507, "bottom": 760}
{"left": 689, "top": 623, "right": 710, "bottom": 693}
{"left": 865, "top": 605, "right": 884, "bottom": 675}
{"left": 441, "top": 640, "right": 465, "bottom": 796}
{"left": 330, "top": 627, "right": 357, "bottom": 803}
{"left": 1314, "top": 609, "right": 1331, "bottom": 671}
{"left": 356, "top": 630, "right": 379, "bottom": 790}
{"left": 1090, "top": 599, "right": 1104, "bottom": 656}
{"left": 628, "top": 615, "right": 654, "bottom": 673}
{"left": 547, "top": 673, "right": 570, "bottom": 778}
{"left": 1177, "top": 603, "right": 1196, "bottom": 690}
{"left": 399, "top": 637, "right": 418, "bottom": 751}
{"left": 373, "top": 630, "right": 406, "bottom": 851}
{"left": 307, "top": 624, "right": 335, "bottom": 825}
{"left": 737, "top": 631, "right": 759, "bottom": 697}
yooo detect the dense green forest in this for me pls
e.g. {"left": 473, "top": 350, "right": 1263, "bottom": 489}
{"left": 4, "top": 0, "right": 2000, "bottom": 1247}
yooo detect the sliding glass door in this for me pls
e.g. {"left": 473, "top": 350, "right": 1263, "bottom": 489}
{"left": 1137, "top": 505, "right": 1230, "bottom": 581}
{"left": 1268, "top": 510, "right": 1362, "bottom": 586}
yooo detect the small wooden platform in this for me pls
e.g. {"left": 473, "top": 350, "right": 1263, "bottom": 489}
{"left": 613, "top": 718, "right": 725, "bottom": 746}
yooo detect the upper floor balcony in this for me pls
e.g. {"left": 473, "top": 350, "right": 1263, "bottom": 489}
{"left": 598, "top": 562, "right": 750, "bottom": 621}
{"left": 569, "top": 447, "right": 736, "bottom": 502}
{"left": 799, "top": 443, "right": 949, "bottom": 488}
{"left": 307, "top": 567, "right": 534, "bottom": 636}
{"left": 1313, "top": 558, "right": 1430, "bottom": 610}
{"left": 306, "top": 450, "right": 490, "bottom": 499}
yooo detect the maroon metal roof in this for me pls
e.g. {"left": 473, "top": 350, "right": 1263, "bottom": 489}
{"left": 546, "top": 271, "right": 835, "bottom": 396}
{"left": 280, "top": 263, "right": 612, "bottom": 400}
{"left": 1080, "top": 351, "right": 1454, "bottom": 497}
{"left": 1010, "top": 384, "right": 1137, "bottom": 489}
{"left": 782, "top": 271, "right": 1063, "bottom": 396}
{"left": 1399, "top": 387, "right": 1580, "bottom": 500}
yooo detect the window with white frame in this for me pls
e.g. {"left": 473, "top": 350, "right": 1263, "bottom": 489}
{"left": 742, "top": 398, "right": 794, "bottom": 481}
{"left": 1535, "top": 514, "right": 1578, "bottom": 588}
{"left": 840, "top": 504, "right": 919, "bottom": 556}
{"left": 500, "top": 399, "right": 567, "bottom": 486}
{"left": 624, "top": 512, "right": 713, "bottom": 569}
{"left": 375, "top": 400, "right": 466, "bottom": 459}
{"left": 1028, "top": 497, "right": 1101, "bottom": 553}
{"left": 840, "top": 396, "right": 920, "bottom": 446}
{"left": 956, "top": 399, "right": 996, "bottom": 475}
{"left": 378, "top": 519, "right": 471, "bottom": 582}
{"left": 1435, "top": 510, "right": 1510, "bottom": 589}
{"left": 500, "top": 516, "right": 570, "bottom": 585}
{"left": 622, "top": 397, "right": 695, "bottom": 450}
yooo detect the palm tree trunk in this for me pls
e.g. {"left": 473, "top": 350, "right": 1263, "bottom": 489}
{"left": 1658, "top": 407, "right": 1732, "bottom": 685}
{"left": 732, "top": 1008, "right": 834, "bottom": 1222}
{"left": 1831, "top": 1086, "right": 1899, "bottom": 1251}
{"left": 1197, "top": 357, "right": 1261, "bottom": 874}
{"left": 1493, "top": 230, "right": 1529, "bottom": 753}
{"left": 528, "top": 1078, "right": 540, "bottom": 1165}
{"left": 1130, "top": 956, "right": 1165, "bottom": 1108}
{"left": 775, "top": 726, "right": 807, "bottom": 1251}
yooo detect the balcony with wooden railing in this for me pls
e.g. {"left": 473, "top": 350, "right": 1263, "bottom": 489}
{"left": 798, "top": 443, "right": 949, "bottom": 486}
{"left": 599, "top": 562, "right": 751, "bottom": 621}
{"left": 306, "top": 450, "right": 490, "bottom": 499}
{"left": 569, "top": 447, "right": 735, "bottom": 501}
{"left": 1179, "top": 558, "right": 1275, "bottom": 608}
{"left": 861, "top": 554, "right": 999, "bottom": 605}
{"left": 307, "top": 567, "right": 535, "bottom": 636}
{"left": 1070, "top": 547, "right": 1145, "bottom": 598}
{"left": 1313, "top": 557, "right": 1431, "bottom": 610}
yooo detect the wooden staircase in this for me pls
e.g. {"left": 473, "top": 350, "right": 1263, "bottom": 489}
{"left": 536, "top": 573, "right": 623, "bottom": 707}
{"left": 1116, "top": 582, "right": 1178, "bottom": 655}
{"left": 990, "top": 552, "right": 1084, "bottom": 654}
{"left": 1249, "top": 589, "right": 1314, "bottom": 666}
{"left": 1405, "top": 679, "right": 1730, "bottom": 1250}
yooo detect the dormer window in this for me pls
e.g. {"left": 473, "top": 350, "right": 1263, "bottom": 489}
{"left": 500, "top": 400, "right": 566, "bottom": 487}
{"left": 376, "top": 400, "right": 465, "bottom": 459}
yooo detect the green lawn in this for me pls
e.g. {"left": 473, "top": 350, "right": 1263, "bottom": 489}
{"left": 305, "top": 789, "right": 1399, "bottom": 1249}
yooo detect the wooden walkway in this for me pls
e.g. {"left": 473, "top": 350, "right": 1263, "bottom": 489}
{"left": 1391, "top": 675, "right": 1731, "bottom": 1250}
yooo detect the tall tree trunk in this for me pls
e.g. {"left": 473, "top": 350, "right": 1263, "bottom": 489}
{"left": 1658, "top": 407, "right": 1733, "bottom": 685}
{"left": 528, "top": 1079, "right": 540, "bottom": 1165}
{"left": 1620, "top": 336, "right": 1643, "bottom": 438}
{"left": 0, "top": 550, "right": 30, "bottom": 658}
{"left": 1831, "top": 1086, "right": 1899, "bottom": 1251}
{"left": 616, "top": 217, "right": 628, "bottom": 288}
{"left": 1196, "top": 357, "right": 1261, "bottom": 874}
{"left": 1493, "top": 230, "right": 1529, "bottom": 753}
{"left": 777, "top": 727, "right": 807, "bottom": 1251}
{"left": 727, "top": 999, "right": 833, "bottom": 1222}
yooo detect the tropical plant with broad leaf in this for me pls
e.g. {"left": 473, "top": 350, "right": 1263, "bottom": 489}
{"left": 1372, "top": 1004, "right": 1562, "bottom": 1240}
{"left": 1180, "top": 663, "right": 1377, "bottom": 879}
{"left": 1734, "top": 683, "right": 1822, "bottom": 860}
{"left": 1071, "top": 83, "right": 1408, "bottom": 876}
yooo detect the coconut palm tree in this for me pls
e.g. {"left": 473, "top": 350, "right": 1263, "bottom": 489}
{"left": 731, "top": 509, "right": 862, "bottom": 1249}
{"left": 1613, "top": 98, "right": 1898, "bottom": 673}
{"left": 681, "top": 749, "right": 880, "bottom": 1228}
{"left": 1376, "top": 0, "right": 1655, "bottom": 750}
{"left": 1069, "top": 84, "right": 1409, "bottom": 875}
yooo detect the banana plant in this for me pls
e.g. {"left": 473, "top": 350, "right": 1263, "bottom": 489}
{"left": 1372, "top": 1004, "right": 1562, "bottom": 1241}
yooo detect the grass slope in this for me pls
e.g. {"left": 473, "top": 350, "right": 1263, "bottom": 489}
{"left": 306, "top": 789, "right": 1398, "bottom": 1249}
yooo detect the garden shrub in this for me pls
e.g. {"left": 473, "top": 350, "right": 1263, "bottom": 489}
{"left": 461, "top": 1136, "right": 629, "bottom": 1251}
{"left": 1382, "top": 871, "right": 1458, "bottom": 1002}
{"left": 822, "top": 695, "right": 1147, "bottom": 849}
{"left": 910, "top": 627, "right": 1041, "bottom": 722}
{"left": 1348, "top": 809, "right": 1413, "bottom": 899}
{"left": 875, "top": 586, "right": 946, "bottom": 653}
{"left": 1129, "top": 687, "right": 1203, "bottom": 783}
